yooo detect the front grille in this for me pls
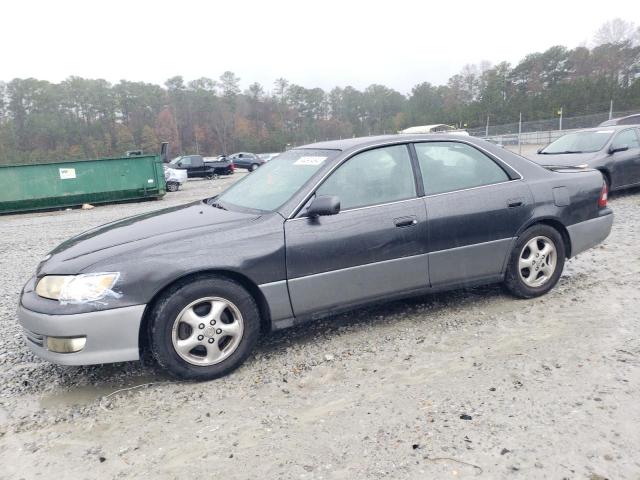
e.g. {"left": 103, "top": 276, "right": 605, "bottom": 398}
{"left": 22, "top": 327, "right": 44, "bottom": 347}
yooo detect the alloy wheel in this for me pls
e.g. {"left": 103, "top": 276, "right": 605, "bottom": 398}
{"left": 171, "top": 297, "right": 244, "bottom": 366}
{"left": 518, "top": 236, "right": 557, "bottom": 288}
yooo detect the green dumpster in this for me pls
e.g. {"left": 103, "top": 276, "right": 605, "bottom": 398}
{"left": 0, "top": 155, "right": 166, "bottom": 214}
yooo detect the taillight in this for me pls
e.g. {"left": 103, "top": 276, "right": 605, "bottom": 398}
{"left": 598, "top": 183, "right": 608, "bottom": 208}
{"left": 230, "top": 162, "right": 235, "bottom": 171}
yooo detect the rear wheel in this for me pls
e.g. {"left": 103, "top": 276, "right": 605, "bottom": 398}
{"left": 149, "top": 276, "right": 260, "bottom": 380}
{"left": 249, "top": 163, "right": 259, "bottom": 172}
{"left": 504, "top": 224, "right": 565, "bottom": 298}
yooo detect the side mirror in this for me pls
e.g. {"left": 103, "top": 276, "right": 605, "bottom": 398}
{"left": 609, "top": 144, "right": 629, "bottom": 154}
{"left": 307, "top": 195, "right": 340, "bottom": 217}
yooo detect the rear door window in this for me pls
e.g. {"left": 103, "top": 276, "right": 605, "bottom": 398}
{"left": 414, "top": 142, "right": 510, "bottom": 195}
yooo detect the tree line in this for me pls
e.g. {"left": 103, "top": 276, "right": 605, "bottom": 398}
{"left": 0, "top": 19, "right": 639, "bottom": 164}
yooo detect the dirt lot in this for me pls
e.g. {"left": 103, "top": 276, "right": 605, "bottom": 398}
{"left": 0, "top": 173, "right": 639, "bottom": 479}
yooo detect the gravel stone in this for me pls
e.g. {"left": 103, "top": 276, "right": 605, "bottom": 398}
{"left": 0, "top": 178, "right": 639, "bottom": 478}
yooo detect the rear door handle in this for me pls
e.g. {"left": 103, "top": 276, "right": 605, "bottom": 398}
{"left": 394, "top": 216, "right": 417, "bottom": 228}
{"left": 507, "top": 198, "right": 525, "bottom": 208}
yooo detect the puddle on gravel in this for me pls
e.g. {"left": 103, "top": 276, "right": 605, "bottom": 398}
{"left": 39, "top": 374, "right": 164, "bottom": 409}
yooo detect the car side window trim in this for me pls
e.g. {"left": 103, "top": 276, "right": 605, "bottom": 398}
{"left": 422, "top": 178, "right": 523, "bottom": 198}
{"left": 290, "top": 196, "right": 420, "bottom": 221}
{"left": 407, "top": 143, "right": 425, "bottom": 197}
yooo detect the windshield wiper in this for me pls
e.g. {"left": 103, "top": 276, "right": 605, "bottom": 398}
{"left": 206, "top": 198, "right": 227, "bottom": 210}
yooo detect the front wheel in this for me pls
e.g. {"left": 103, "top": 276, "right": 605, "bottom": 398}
{"left": 166, "top": 181, "right": 179, "bottom": 192}
{"left": 149, "top": 276, "right": 260, "bottom": 380}
{"left": 249, "top": 163, "right": 259, "bottom": 172}
{"left": 503, "top": 224, "right": 565, "bottom": 299}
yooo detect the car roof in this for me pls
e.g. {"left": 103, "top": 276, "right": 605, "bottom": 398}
{"left": 572, "top": 125, "right": 640, "bottom": 133}
{"left": 298, "top": 134, "right": 480, "bottom": 151}
{"left": 599, "top": 113, "right": 640, "bottom": 126}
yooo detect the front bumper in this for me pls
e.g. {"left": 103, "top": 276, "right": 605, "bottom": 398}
{"left": 17, "top": 304, "right": 146, "bottom": 365}
{"left": 567, "top": 210, "right": 614, "bottom": 257}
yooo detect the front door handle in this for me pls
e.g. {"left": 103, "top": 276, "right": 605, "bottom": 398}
{"left": 394, "top": 216, "right": 417, "bottom": 228}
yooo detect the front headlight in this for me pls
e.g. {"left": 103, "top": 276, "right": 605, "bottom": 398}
{"left": 35, "top": 273, "right": 120, "bottom": 303}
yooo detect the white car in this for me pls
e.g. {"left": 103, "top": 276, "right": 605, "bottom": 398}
{"left": 399, "top": 124, "right": 469, "bottom": 135}
{"left": 164, "top": 166, "right": 188, "bottom": 192}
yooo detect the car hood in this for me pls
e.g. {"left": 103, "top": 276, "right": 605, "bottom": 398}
{"left": 533, "top": 151, "right": 601, "bottom": 167}
{"left": 41, "top": 201, "right": 261, "bottom": 273}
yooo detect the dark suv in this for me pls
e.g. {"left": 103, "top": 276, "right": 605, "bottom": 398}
{"left": 227, "top": 152, "right": 265, "bottom": 171}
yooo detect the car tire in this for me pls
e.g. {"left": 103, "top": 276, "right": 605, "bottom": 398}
{"left": 166, "top": 181, "right": 179, "bottom": 192}
{"left": 250, "top": 163, "right": 259, "bottom": 171}
{"left": 205, "top": 173, "right": 214, "bottom": 180}
{"left": 503, "top": 224, "right": 565, "bottom": 299}
{"left": 149, "top": 275, "right": 260, "bottom": 380}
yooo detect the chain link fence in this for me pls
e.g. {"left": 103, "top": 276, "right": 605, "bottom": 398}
{"left": 468, "top": 109, "right": 640, "bottom": 146}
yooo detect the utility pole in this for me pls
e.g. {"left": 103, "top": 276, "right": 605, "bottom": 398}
{"left": 518, "top": 112, "right": 522, "bottom": 155}
{"left": 558, "top": 107, "right": 563, "bottom": 131}
{"left": 609, "top": 100, "right": 613, "bottom": 120}
{"left": 485, "top": 115, "right": 490, "bottom": 137}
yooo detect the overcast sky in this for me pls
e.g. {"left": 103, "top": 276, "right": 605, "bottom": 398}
{"left": 2, "top": 0, "right": 638, "bottom": 94}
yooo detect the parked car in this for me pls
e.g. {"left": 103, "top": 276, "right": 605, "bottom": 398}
{"left": 163, "top": 165, "right": 188, "bottom": 192}
{"left": 168, "top": 155, "right": 234, "bottom": 179}
{"left": 18, "top": 135, "right": 612, "bottom": 380}
{"left": 258, "top": 153, "right": 281, "bottom": 162}
{"left": 598, "top": 113, "right": 640, "bottom": 127}
{"left": 228, "top": 152, "right": 265, "bottom": 171}
{"left": 534, "top": 125, "right": 640, "bottom": 191}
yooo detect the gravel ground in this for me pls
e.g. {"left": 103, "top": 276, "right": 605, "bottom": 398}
{"left": 0, "top": 174, "right": 639, "bottom": 479}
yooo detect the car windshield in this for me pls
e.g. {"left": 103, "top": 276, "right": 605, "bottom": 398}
{"left": 169, "top": 156, "right": 182, "bottom": 165}
{"left": 215, "top": 149, "right": 338, "bottom": 212}
{"left": 541, "top": 130, "right": 614, "bottom": 154}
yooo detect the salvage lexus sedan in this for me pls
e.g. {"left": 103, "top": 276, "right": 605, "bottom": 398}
{"left": 535, "top": 125, "right": 640, "bottom": 191}
{"left": 18, "top": 135, "right": 613, "bottom": 380}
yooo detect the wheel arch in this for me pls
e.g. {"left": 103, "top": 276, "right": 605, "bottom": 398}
{"left": 519, "top": 217, "right": 572, "bottom": 258}
{"left": 138, "top": 269, "right": 272, "bottom": 357}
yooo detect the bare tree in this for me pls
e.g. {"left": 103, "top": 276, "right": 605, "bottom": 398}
{"left": 594, "top": 18, "right": 639, "bottom": 46}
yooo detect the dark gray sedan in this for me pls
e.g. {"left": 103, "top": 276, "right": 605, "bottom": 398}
{"left": 18, "top": 135, "right": 613, "bottom": 380}
{"left": 535, "top": 125, "right": 640, "bottom": 191}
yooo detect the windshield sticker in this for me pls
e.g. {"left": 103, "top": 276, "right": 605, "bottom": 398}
{"left": 293, "top": 156, "right": 327, "bottom": 166}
